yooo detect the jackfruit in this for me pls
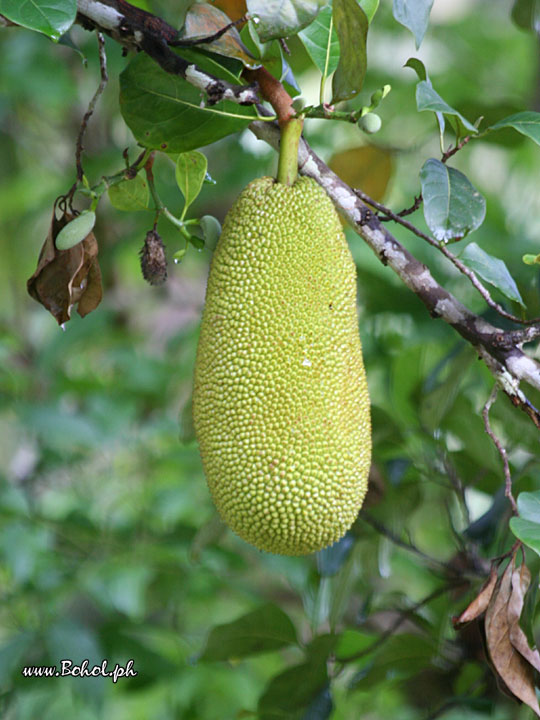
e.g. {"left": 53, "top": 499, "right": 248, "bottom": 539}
{"left": 193, "top": 176, "right": 371, "bottom": 556}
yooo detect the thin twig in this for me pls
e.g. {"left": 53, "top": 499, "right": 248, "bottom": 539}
{"left": 441, "top": 136, "right": 471, "bottom": 163}
{"left": 482, "top": 386, "right": 518, "bottom": 515}
{"left": 361, "top": 512, "right": 461, "bottom": 576}
{"left": 67, "top": 30, "right": 108, "bottom": 205}
{"left": 355, "top": 189, "right": 529, "bottom": 326}
{"left": 338, "top": 583, "right": 456, "bottom": 662}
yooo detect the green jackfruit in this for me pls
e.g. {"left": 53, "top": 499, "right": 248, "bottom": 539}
{"left": 193, "top": 176, "right": 371, "bottom": 556}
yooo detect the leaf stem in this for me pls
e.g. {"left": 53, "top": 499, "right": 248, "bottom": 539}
{"left": 276, "top": 117, "right": 304, "bottom": 186}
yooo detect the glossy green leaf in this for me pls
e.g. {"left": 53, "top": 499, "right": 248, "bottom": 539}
{"left": 175, "top": 152, "right": 208, "bottom": 211}
{"left": 331, "top": 0, "right": 368, "bottom": 103}
{"left": 510, "top": 518, "right": 540, "bottom": 556}
{"left": 298, "top": 5, "right": 340, "bottom": 76}
{"left": 416, "top": 81, "right": 477, "bottom": 134}
{"left": 489, "top": 111, "right": 540, "bottom": 146}
{"left": 516, "top": 491, "right": 540, "bottom": 522}
{"left": 119, "top": 51, "right": 258, "bottom": 153}
{"left": 509, "top": 493, "right": 540, "bottom": 555}
{"left": 199, "top": 604, "right": 297, "bottom": 661}
{"left": 55, "top": 210, "right": 96, "bottom": 250}
{"left": 0, "top": 0, "right": 76, "bottom": 41}
{"left": 108, "top": 175, "right": 149, "bottom": 212}
{"left": 461, "top": 242, "right": 525, "bottom": 307}
{"left": 393, "top": 0, "right": 434, "bottom": 48}
{"left": 246, "top": 0, "right": 327, "bottom": 42}
{"left": 420, "top": 159, "right": 486, "bottom": 242}
{"left": 511, "top": 0, "right": 540, "bottom": 32}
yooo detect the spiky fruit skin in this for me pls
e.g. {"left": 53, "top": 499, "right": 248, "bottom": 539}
{"left": 193, "top": 176, "right": 371, "bottom": 556}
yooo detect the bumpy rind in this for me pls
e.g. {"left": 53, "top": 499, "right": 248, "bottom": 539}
{"left": 193, "top": 176, "right": 371, "bottom": 556}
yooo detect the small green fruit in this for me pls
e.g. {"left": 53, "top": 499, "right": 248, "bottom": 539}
{"left": 55, "top": 210, "right": 96, "bottom": 250}
{"left": 358, "top": 113, "right": 382, "bottom": 134}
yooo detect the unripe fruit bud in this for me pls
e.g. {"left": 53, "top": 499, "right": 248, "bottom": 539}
{"left": 358, "top": 113, "right": 382, "bottom": 134}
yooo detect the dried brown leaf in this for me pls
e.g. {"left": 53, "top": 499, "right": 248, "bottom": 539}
{"left": 27, "top": 208, "right": 103, "bottom": 324}
{"left": 453, "top": 566, "right": 498, "bottom": 629}
{"left": 508, "top": 563, "right": 540, "bottom": 673}
{"left": 180, "top": 3, "right": 256, "bottom": 67}
{"left": 485, "top": 556, "right": 540, "bottom": 716}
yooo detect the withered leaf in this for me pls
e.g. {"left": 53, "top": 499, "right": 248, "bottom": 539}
{"left": 508, "top": 563, "right": 540, "bottom": 672}
{"left": 27, "top": 208, "right": 103, "bottom": 325}
{"left": 485, "top": 556, "right": 540, "bottom": 717}
{"left": 453, "top": 566, "right": 498, "bottom": 629}
{"left": 179, "top": 3, "right": 257, "bottom": 67}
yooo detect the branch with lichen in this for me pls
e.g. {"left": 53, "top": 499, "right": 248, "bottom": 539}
{"left": 75, "top": 0, "right": 260, "bottom": 106}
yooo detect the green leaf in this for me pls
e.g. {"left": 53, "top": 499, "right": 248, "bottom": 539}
{"left": 258, "top": 636, "right": 335, "bottom": 719}
{"left": 175, "top": 152, "right": 208, "bottom": 212}
{"left": 55, "top": 210, "right": 96, "bottom": 250}
{"left": 416, "top": 81, "right": 477, "bottom": 134}
{"left": 0, "top": 632, "right": 35, "bottom": 686}
{"left": 523, "top": 253, "right": 540, "bottom": 265}
{"left": 331, "top": 0, "right": 368, "bottom": 103}
{"left": 108, "top": 175, "right": 149, "bottom": 212}
{"left": 119, "top": 50, "right": 258, "bottom": 153}
{"left": 517, "top": 491, "right": 540, "bottom": 522}
{"left": 0, "top": 0, "right": 76, "bottom": 41}
{"left": 247, "top": 0, "right": 327, "bottom": 42}
{"left": 393, "top": 0, "right": 434, "bottom": 48}
{"left": 420, "top": 159, "right": 486, "bottom": 242}
{"left": 489, "top": 111, "right": 540, "bottom": 146}
{"left": 510, "top": 518, "right": 540, "bottom": 556}
{"left": 298, "top": 5, "right": 340, "bottom": 76}
{"left": 199, "top": 604, "right": 298, "bottom": 661}
{"left": 404, "top": 56, "right": 427, "bottom": 81}
{"left": 461, "top": 242, "right": 525, "bottom": 307}
{"left": 510, "top": 493, "right": 540, "bottom": 556}
{"left": 360, "top": 0, "right": 380, "bottom": 22}
{"left": 511, "top": 0, "right": 540, "bottom": 32}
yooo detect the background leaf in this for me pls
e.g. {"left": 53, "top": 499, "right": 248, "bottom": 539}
{"left": 298, "top": 5, "right": 340, "bottom": 76}
{"left": 119, "top": 50, "right": 258, "bottom": 153}
{"left": 461, "top": 242, "right": 525, "bottom": 307}
{"left": 329, "top": 144, "right": 393, "bottom": 202}
{"left": 246, "top": 0, "right": 327, "bottom": 42}
{"left": 199, "top": 604, "right": 298, "bottom": 661}
{"left": 108, "top": 175, "right": 149, "bottom": 212}
{"left": 175, "top": 151, "right": 208, "bottom": 211}
{"left": 420, "top": 158, "right": 486, "bottom": 241}
{"left": 331, "top": 0, "right": 368, "bottom": 103}
{"left": 392, "top": 0, "right": 434, "bottom": 48}
{"left": 490, "top": 111, "right": 540, "bottom": 146}
{"left": 178, "top": 3, "right": 257, "bottom": 67}
{"left": 0, "top": 0, "right": 76, "bottom": 41}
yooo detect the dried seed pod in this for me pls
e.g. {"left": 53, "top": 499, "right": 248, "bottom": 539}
{"left": 140, "top": 229, "right": 167, "bottom": 285}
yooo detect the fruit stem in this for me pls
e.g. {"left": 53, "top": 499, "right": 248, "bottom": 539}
{"left": 276, "top": 117, "right": 304, "bottom": 186}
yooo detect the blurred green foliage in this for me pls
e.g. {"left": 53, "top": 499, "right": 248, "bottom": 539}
{"left": 1, "top": 1, "right": 540, "bottom": 718}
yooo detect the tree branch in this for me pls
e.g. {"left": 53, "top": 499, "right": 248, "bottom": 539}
{"left": 250, "top": 118, "right": 540, "bottom": 424}
{"left": 75, "top": 0, "right": 259, "bottom": 106}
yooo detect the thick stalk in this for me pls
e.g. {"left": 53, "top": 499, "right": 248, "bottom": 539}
{"left": 276, "top": 117, "right": 304, "bottom": 186}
